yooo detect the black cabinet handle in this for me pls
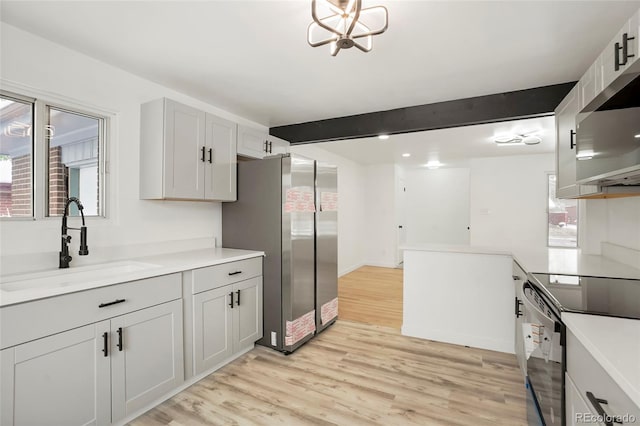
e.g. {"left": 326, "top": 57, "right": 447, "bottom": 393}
{"left": 515, "top": 297, "right": 523, "bottom": 318}
{"left": 570, "top": 130, "right": 576, "bottom": 150}
{"left": 229, "top": 292, "right": 234, "bottom": 309}
{"left": 98, "top": 299, "right": 126, "bottom": 308}
{"left": 264, "top": 140, "right": 268, "bottom": 153}
{"left": 208, "top": 148, "right": 213, "bottom": 163}
{"left": 117, "top": 327, "right": 123, "bottom": 351}
{"left": 201, "top": 146, "right": 206, "bottom": 162}
{"left": 102, "top": 332, "right": 108, "bottom": 357}
{"left": 236, "top": 289, "right": 241, "bottom": 306}
{"left": 615, "top": 41, "right": 623, "bottom": 71}
{"left": 228, "top": 271, "right": 242, "bottom": 276}
{"left": 622, "top": 33, "right": 635, "bottom": 65}
{"left": 585, "top": 392, "right": 620, "bottom": 425}
{"left": 268, "top": 141, "right": 273, "bottom": 153}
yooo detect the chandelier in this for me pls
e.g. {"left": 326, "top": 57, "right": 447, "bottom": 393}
{"left": 307, "top": 0, "right": 388, "bottom": 56}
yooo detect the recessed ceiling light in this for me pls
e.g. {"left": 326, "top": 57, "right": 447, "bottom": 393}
{"left": 635, "top": 134, "right": 640, "bottom": 139}
{"left": 378, "top": 134, "right": 389, "bottom": 140}
{"left": 402, "top": 153, "right": 411, "bottom": 157}
{"left": 424, "top": 161, "right": 442, "bottom": 169}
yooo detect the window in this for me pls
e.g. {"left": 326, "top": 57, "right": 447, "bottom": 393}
{"left": 548, "top": 174, "right": 578, "bottom": 248}
{"left": 0, "top": 95, "right": 34, "bottom": 217}
{"left": 0, "top": 91, "right": 106, "bottom": 219}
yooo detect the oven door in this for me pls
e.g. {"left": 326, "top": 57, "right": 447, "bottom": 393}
{"left": 523, "top": 281, "right": 565, "bottom": 425}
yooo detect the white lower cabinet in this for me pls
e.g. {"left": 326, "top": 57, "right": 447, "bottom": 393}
{"left": 192, "top": 276, "right": 262, "bottom": 375}
{"left": 0, "top": 322, "right": 111, "bottom": 426}
{"left": 565, "top": 372, "right": 602, "bottom": 426}
{"left": 512, "top": 261, "right": 526, "bottom": 377}
{"left": 0, "top": 274, "right": 184, "bottom": 426}
{"left": 111, "top": 299, "right": 184, "bottom": 422}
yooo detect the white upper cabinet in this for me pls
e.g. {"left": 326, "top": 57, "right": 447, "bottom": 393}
{"left": 140, "top": 98, "right": 237, "bottom": 201}
{"left": 578, "top": 57, "right": 603, "bottom": 110}
{"left": 555, "top": 85, "right": 599, "bottom": 199}
{"left": 600, "top": 11, "right": 638, "bottom": 90}
{"left": 238, "top": 125, "right": 290, "bottom": 159}
{"left": 205, "top": 114, "right": 237, "bottom": 201}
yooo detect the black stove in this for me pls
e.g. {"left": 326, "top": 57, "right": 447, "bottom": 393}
{"left": 530, "top": 273, "right": 640, "bottom": 320}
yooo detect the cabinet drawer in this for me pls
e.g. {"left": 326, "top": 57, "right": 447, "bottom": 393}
{"left": 192, "top": 257, "right": 262, "bottom": 294}
{"left": 566, "top": 329, "right": 640, "bottom": 421}
{"left": 0, "top": 273, "right": 181, "bottom": 350}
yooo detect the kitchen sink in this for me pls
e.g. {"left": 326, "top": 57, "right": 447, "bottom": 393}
{"left": 0, "top": 261, "right": 161, "bottom": 292}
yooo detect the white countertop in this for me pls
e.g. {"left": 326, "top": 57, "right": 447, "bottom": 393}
{"left": 402, "top": 244, "right": 640, "bottom": 280}
{"left": 0, "top": 248, "right": 264, "bottom": 307}
{"left": 562, "top": 312, "right": 640, "bottom": 408}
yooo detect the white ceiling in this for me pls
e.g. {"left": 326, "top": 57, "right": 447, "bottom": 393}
{"left": 1, "top": 1, "right": 639, "bottom": 128}
{"left": 314, "top": 115, "right": 556, "bottom": 166}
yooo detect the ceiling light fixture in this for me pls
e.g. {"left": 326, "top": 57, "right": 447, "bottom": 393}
{"left": 378, "top": 134, "right": 389, "bottom": 140}
{"left": 402, "top": 153, "right": 411, "bottom": 157}
{"left": 494, "top": 131, "right": 541, "bottom": 145}
{"left": 425, "top": 161, "right": 442, "bottom": 169}
{"left": 634, "top": 134, "right": 640, "bottom": 139}
{"left": 308, "top": 0, "right": 388, "bottom": 56}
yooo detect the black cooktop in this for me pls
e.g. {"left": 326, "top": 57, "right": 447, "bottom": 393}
{"left": 531, "top": 273, "right": 640, "bottom": 320}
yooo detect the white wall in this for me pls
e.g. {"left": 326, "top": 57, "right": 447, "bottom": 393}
{"left": 469, "top": 153, "right": 555, "bottom": 251}
{"left": 0, "top": 24, "right": 267, "bottom": 273}
{"left": 582, "top": 197, "right": 640, "bottom": 267}
{"left": 289, "top": 144, "right": 367, "bottom": 276}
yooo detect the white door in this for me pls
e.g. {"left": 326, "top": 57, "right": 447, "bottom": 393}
{"left": 396, "top": 177, "right": 406, "bottom": 266}
{"left": 111, "top": 300, "right": 184, "bottom": 422}
{"left": 205, "top": 114, "right": 237, "bottom": 201}
{"left": 0, "top": 322, "right": 111, "bottom": 426}
{"left": 237, "top": 125, "right": 268, "bottom": 159}
{"left": 404, "top": 168, "right": 470, "bottom": 245}
{"left": 193, "top": 286, "right": 234, "bottom": 375}
{"left": 164, "top": 99, "right": 206, "bottom": 199}
{"left": 233, "top": 277, "right": 263, "bottom": 353}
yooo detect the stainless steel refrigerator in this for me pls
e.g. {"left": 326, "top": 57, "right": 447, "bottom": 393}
{"left": 222, "top": 154, "right": 337, "bottom": 353}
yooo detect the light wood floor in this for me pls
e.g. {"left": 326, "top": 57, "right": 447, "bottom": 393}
{"left": 130, "top": 321, "right": 526, "bottom": 426}
{"left": 338, "top": 265, "right": 403, "bottom": 329}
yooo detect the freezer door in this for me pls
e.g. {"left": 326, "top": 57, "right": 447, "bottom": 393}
{"left": 281, "top": 155, "right": 316, "bottom": 351}
{"left": 315, "top": 162, "right": 338, "bottom": 333}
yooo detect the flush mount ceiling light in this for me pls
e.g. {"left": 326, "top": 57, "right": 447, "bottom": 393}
{"left": 424, "top": 160, "right": 442, "bottom": 169}
{"left": 494, "top": 131, "right": 541, "bottom": 145}
{"left": 308, "top": 0, "right": 388, "bottom": 56}
{"left": 378, "top": 134, "right": 389, "bottom": 140}
{"left": 402, "top": 153, "right": 411, "bottom": 157}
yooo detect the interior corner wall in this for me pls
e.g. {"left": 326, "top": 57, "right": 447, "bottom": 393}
{"left": 469, "top": 153, "right": 555, "bottom": 251}
{"left": 0, "top": 24, "right": 267, "bottom": 271}
{"left": 582, "top": 197, "right": 640, "bottom": 255}
{"left": 289, "top": 144, "right": 367, "bottom": 276}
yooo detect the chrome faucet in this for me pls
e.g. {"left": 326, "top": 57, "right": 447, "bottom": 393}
{"left": 59, "top": 197, "right": 89, "bottom": 269}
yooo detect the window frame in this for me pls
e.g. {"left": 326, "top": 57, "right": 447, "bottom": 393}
{"left": 546, "top": 172, "right": 579, "bottom": 249}
{"left": 0, "top": 89, "right": 109, "bottom": 221}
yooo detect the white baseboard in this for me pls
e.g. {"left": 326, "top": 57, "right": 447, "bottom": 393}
{"left": 601, "top": 242, "right": 640, "bottom": 270}
{"left": 338, "top": 262, "right": 365, "bottom": 277}
{"left": 401, "top": 325, "right": 514, "bottom": 355}
{"left": 364, "top": 261, "right": 400, "bottom": 269}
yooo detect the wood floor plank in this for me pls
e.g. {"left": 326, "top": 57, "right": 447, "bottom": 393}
{"left": 130, "top": 321, "right": 525, "bottom": 426}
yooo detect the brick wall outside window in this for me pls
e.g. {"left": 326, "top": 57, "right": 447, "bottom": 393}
{"left": 10, "top": 154, "right": 32, "bottom": 217}
{"left": 48, "top": 146, "right": 67, "bottom": 216}
{"left": 0, "top": 182, "right": 12, "bottom": 216}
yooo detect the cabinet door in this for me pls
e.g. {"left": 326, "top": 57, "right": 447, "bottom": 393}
{"left": 237, "top": 125, "right": 268, "bottom": 159}
{"left": 565, "top": 373, "right": 601, "bottom": 426}
{"left": 163, "top": 99, "right": 206, "bottom": 199}
{"left": 268, "top": 135, "right": 290, "bottom": 156}
{"left": 193, "top": 286, "right": 234, "bottom": 375}
{"left": 205, "top": 114, "right": 237, "bottom": 201}
{"left": 0, "top": 322, "right": 111, "bottom": 426}
{"left": 555, "top": 85, "right": 580, "bottom": 198}
{"left": 512, "top": 262, "right": 526, "bottom": 377}
{"left": 233, "top": 276, "right": 263, "bottom": 353}
{"left": 600, "top": 18, "right": 637, "bottom": 90}
{"left": 111, "top": 300, "right": 184, "bottom": 422}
